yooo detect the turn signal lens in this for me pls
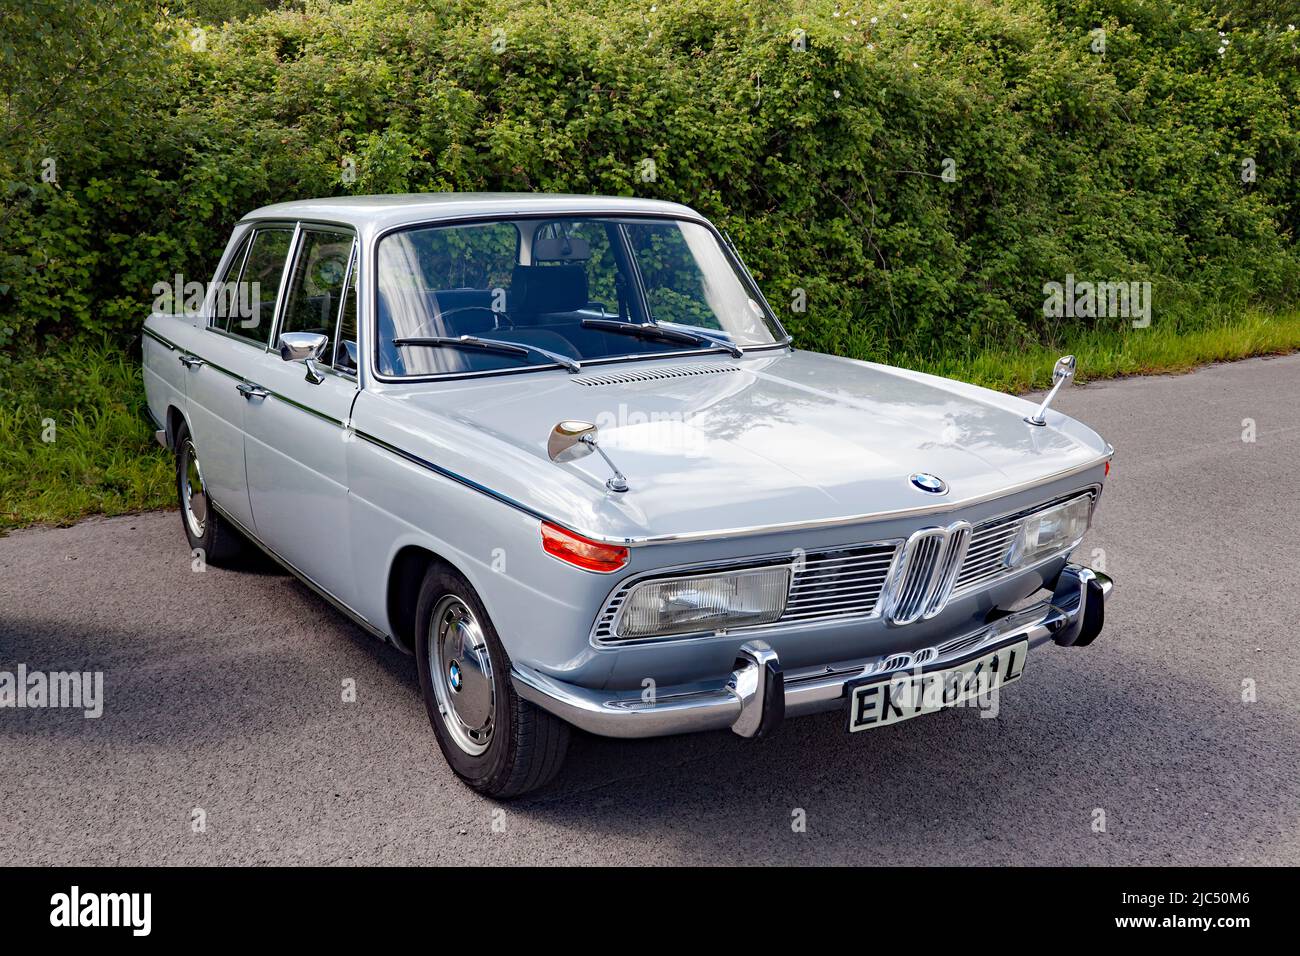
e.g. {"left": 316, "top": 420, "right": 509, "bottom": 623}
{"left": 541, "top": 522, "right": 629, "bottom": 573}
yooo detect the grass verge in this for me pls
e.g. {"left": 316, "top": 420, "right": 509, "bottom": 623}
{"left": 901, "top": 309, "right": 1300, "bottom": 393}
{"left": 2, "top": 309, "right": 1299, "bottom": 531}
{"left": 0, "top": 345, "right": 173, "bottom": 532}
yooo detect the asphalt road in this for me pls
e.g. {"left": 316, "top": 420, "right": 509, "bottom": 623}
{"left": 3, "top": 355, "right": 1299, "bottom": 865}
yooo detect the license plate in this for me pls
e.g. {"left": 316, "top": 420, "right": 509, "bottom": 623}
{"left": 847, "top": 639, "right": 1028, "bottom": 733}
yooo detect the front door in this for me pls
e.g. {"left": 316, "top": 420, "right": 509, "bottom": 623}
{"left": 242, "top": 227, "right": 361, "bottom": 609}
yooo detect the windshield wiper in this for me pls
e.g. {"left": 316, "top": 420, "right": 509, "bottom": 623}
{"left": 581, "top": 318, "right": 742, "bottom": 357}
{"left": 392, "top": 335, "right": 581, "bottom": 373}
{"left": 684, "top": 326, "right": 745, "bottom": 357}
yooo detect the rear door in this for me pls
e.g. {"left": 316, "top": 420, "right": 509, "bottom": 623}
{"left": 242, "top": 225, "right": 361, "bottom": 609}
{"left": 183, "top": 223, "right": 295, "bottom": 531}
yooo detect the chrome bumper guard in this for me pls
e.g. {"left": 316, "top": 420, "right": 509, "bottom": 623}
{"left": 511, "top": 563, "right": 1112, "bottom": 740}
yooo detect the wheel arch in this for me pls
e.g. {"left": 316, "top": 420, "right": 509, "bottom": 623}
{"left": 385, "top": 542, "right": 479, "bottom": 655}
{"left": 164, "top": 403, "right": 189, "bottom": 451}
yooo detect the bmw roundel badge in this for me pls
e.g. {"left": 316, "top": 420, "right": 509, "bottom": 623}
{"left": 909, "top": 473, "right": 948, "bottom": 495}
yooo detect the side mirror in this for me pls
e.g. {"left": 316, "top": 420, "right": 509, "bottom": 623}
{"left": 1052, "top": 354, "right": 1077, "bottom": 384}
{"left": 1025, "top": 354, "right": 1076, "bottom": 426}
{"left": 278, "top": 332, "right": 329, "bottom": 385}
{"left": 547, "top": 421, "right": 598, "bottom": 463}
{"left": 547, "top": 420, "right": 628, "bottom": 492}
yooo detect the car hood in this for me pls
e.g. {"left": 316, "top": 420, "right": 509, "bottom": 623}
{"left": 371, "top": 349, "right": 1110, "bottom": 542}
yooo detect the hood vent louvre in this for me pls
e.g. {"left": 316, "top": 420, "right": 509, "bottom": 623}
{"left": 572, "top": 364, "right": 740, "bottom": 387}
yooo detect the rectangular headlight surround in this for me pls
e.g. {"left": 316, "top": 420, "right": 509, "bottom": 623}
{"left": 1005, "top": 494, "right": 1094, "bottom": 569}
{"left": 613, "top": 566, "right": 791, "bottom": 640}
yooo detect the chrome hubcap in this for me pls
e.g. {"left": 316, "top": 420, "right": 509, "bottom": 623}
{"left": 429, "top": 596, "right": 495, "bottom": 756}
{"left": 181, "top": 439, "right": 208, "bottom": 539}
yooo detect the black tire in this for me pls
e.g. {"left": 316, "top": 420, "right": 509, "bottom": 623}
{"left": 174, "top": 420, "right": 246, "bottom": 566}
{"left": 414, "top": 562, "right": 569, "bottom": 798}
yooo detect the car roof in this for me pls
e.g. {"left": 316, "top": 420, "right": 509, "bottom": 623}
{"left": 240, "top": 192, "right": 706, "bottom": 234}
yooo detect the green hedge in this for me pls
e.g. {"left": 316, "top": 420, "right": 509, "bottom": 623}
{"left": 3, "top": 0, "right": 1300, "bottom": 364}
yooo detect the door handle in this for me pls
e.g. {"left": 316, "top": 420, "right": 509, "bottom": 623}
{"left": 179, "top": 355, "right": 205, "bottom": 370}
{"left": 236, "top": 382, "right": 270, "bottom": 400}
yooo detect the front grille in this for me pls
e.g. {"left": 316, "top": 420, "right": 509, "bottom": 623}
{"left": 950, "top": 491, "right": 1095, "bottom": 596}
{"left": 882, "top": 522, "right": 971, "bottom": 625}
{"left": 950, "top": 515, "right": 1021, "bottom": 595}
{"left": 783, "top": 543, "right": 897, "bottom": 623}
{"left": 591, "top": 541, "right": 898, "bottom": 643}
{"left": 590, "top": 489, "right": 1097, "bottom": 643}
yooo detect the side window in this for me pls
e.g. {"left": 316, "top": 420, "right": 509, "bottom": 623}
{"left": 209, "top": 231, "right": 252, "bottom": 331}
{"left": 231, "top": 227, "right": 294, "bottom": 345}
{"left": 279, "top": 228, "right": 354, "bottom": 363}
{"left": 334, "top": 247, "right": 358, "bottom": 371}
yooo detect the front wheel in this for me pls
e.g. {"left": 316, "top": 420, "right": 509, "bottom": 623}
{"left": 414, "top": 563, "right": 569, "bottom": 798}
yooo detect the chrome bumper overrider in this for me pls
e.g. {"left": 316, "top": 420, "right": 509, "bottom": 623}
{"left": 511, "top": 564, "right": 1112, "bottom": 740}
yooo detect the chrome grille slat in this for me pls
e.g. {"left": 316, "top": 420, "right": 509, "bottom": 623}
{"left": 783, "top": 592, "right": 885, "bottom": 611}
{"left": 788, "top": 583, "right": 886, "bottom": 598}
{"left": 923, "top": 523, "right": 970, "bottom": 618}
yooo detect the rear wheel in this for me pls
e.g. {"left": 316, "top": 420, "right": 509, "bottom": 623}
{"left": 174, "top": 421, "right": 246, "bottom": 565}
{"left": 414, "top": 563, "right": 569, "bottom": 798}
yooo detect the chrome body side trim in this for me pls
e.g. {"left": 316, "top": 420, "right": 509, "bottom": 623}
{"left": 512, "top": 564, "right": 1112, "bottom": 739}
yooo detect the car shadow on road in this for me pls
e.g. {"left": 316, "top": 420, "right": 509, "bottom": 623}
{"left": 3, "top": 591, "right": 1295, "bottom": 865}
{"left": 507, "top": 649, "right": 1299, "bottom": 865}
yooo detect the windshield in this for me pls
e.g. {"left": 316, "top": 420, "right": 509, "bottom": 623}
{"left": 374, "top": 215, "right": 786, "bottom": 377}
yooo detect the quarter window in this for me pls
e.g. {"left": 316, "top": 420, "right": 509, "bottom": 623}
{"left": 209, "top": 231, "right": 252, "bottom": 331}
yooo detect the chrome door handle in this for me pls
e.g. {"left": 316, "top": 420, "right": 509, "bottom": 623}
{"left": 235, "top": 382, "right": 270, "bottom": 400}
{"left": 179, "top": 355, "right": 205, "bottom": 369}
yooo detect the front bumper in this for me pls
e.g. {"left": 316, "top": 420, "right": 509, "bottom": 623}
{"left": 511, "top": 563, "right": 1112, "bottom": 740}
